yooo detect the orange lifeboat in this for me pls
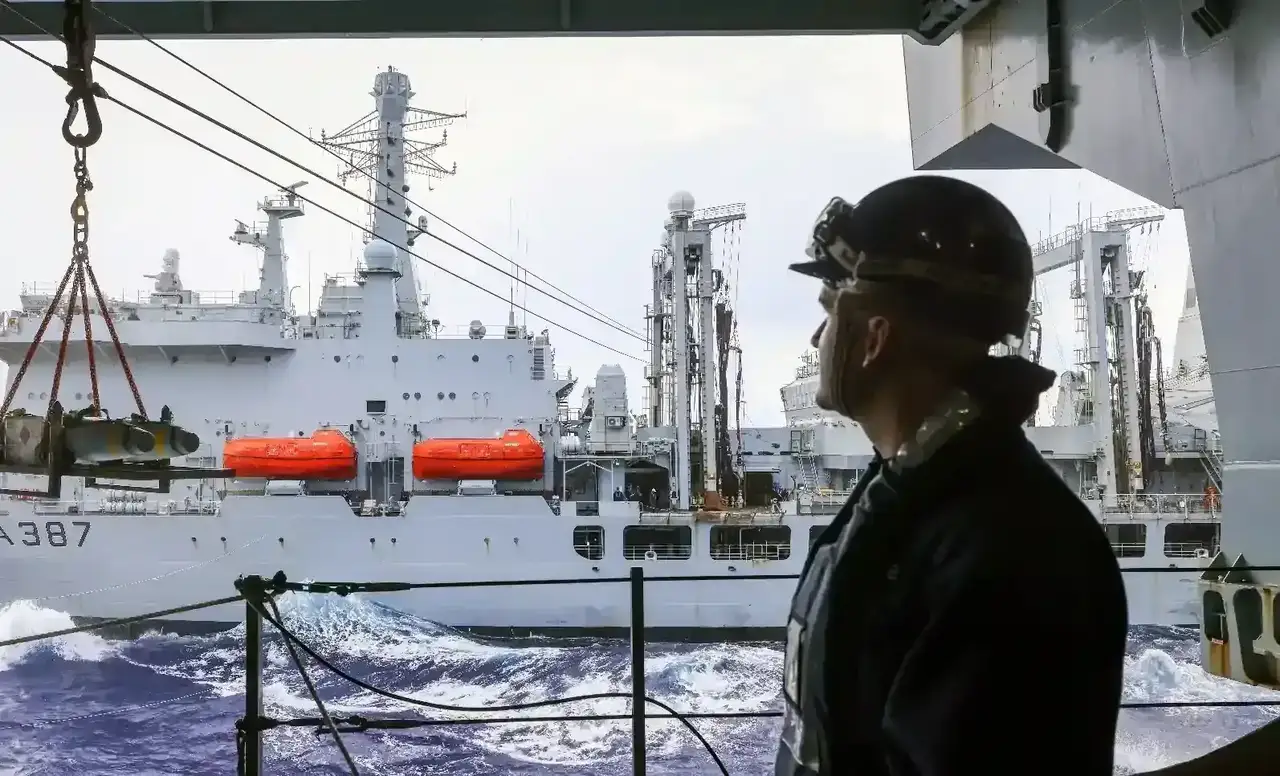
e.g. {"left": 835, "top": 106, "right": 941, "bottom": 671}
{"left": 412, "top": 428, "right": 545, "bottom": 481}
{"left": 223, "top": 429, "right": 357, "bottom": 480}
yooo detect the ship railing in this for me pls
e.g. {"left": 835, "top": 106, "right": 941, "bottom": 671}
{"left": 808, "top": 489, "right": 852, "bottom": 506}
{"left": 207, "top": 563, "right": 1272, "bottom": 776}
{"left": 25, "top": 498, "right": 221, "bottom": 516}
{"left": 425, "top": 323, "right": 531, "bottom": 339}
{"left": 1103, "top": 493, "right": 1222, "bottom": 518}
{"left": 127, "top": 289, "right": 244, "bottom": 306}
{"left": 1109, "top": 542, "right": 1148, "bottom": 558}
{"left": 1164, "top": 541, "right": 1221, "bottom": 559}
{"left": 709, "top": 542, "right": 792, "bottom": 561}
{"left": 621, "top": 543, "right": 694, "bottom": 561}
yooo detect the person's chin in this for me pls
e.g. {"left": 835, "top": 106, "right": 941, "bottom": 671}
{"left": 815, "top": 391, "right": 835, "bottom": 412}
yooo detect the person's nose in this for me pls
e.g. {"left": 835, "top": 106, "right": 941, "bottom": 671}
{"left": 810, "top": 319, "right": 827, "bottom": 349}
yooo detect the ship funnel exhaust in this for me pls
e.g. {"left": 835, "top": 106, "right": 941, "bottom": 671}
{"left": 360, "top": 239, "right": 402, "bottom": 338}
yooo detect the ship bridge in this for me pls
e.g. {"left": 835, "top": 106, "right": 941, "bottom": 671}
{"left": 6, "top": 0, "right": 1279, "bottom": 760}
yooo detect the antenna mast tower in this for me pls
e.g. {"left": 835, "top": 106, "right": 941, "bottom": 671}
{"left": 317, "top": 66, "right": 465, "bottom": 332}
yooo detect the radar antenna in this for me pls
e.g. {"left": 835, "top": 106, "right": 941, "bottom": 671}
{"left": 313, "top": 65, "right": 465, "bottom": 328}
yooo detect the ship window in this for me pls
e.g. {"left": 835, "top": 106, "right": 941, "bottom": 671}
{"left": 366, "top": 400, "right": 387, "bottom": 414}
{"left": 710, "top": 525, "right": 791, "bottom": 561}
{"left": 623, "top": 525, "right": 692, "bottom": 560}
{"left": 1164, "top": 522, "right": 1219, "bottom": 558}
{"left": 1104, "top": 523, "right": 1147, "bottom": 558}
{"left": 573, "top": 525, "right": 605, "bottom": 560}
{"left": 809, "top": 525, "right": 827, "bottom": 546}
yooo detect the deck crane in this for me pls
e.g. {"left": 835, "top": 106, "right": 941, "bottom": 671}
{"left": 0, "top": 0, "right": 230, "bottom": 498}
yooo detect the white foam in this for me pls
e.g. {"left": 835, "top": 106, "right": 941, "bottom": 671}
{"left": 0, "top": 600, "right": 115, "bottom": 672}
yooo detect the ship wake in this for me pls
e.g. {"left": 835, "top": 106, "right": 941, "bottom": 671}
{"left": 1, "top": 599, "right": 1277, "bottom": 775}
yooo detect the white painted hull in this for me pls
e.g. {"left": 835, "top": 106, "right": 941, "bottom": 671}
{"left": 0, "top": 495, "right": 1205, "bottom": 634}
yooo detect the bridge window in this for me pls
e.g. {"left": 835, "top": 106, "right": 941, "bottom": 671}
{"left": 573, "top": 525, "right": 605, "bottom": 560}
{"left": 1164, "top": 522, "right": 1219, "bottom": 559}
{"left": 710, "top": 525, "right": 792, "bottom": 561}
{"left": 1104, "top": 523, "right": 1147, "bottom": 558}
{"left": 623, "top": 525, "right": 692, "bottom": 560}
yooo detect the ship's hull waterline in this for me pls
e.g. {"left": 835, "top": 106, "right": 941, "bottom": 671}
{"left": 0, "top": 496, "right": 1205, "bottom": 639}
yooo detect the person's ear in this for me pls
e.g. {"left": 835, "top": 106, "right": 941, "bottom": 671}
{"left": 863, "top": 315, "right": 891, "bottom": 366}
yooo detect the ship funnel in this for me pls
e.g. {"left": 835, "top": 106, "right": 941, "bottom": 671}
{"left": 359, "top": 239, "right": 401, "bottom": 339}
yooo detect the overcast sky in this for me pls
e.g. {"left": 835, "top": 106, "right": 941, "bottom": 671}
{"left": 0, "top": 35, "right": 1191, "bottom": 426}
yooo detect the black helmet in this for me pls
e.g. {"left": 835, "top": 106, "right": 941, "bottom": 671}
{"left": 790, "top": 175, "right": 1033, "bottom": 343}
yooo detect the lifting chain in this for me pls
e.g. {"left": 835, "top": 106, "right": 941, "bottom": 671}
{"left": 0, "top": 0, "right": 147, "bottom": 423}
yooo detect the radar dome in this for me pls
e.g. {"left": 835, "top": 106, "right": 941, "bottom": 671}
{"left": 363, "top": 239, "right": 398, "bottom": 272}
{"left": 667, "top": 191, "right": 696, "bottom": 214}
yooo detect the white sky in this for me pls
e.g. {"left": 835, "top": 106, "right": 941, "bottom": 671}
{"left": 0, "top": 35, "right": 1191, "bottom": 426}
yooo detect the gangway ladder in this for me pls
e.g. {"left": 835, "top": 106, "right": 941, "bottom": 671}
{"left": 1196, "top": 429, "right": 1224, "bottom": 491}
{"left": 790, "top": 427, "right": 820, "bottom": 491}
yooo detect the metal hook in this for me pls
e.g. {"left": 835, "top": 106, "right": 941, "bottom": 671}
{"left": 57, "top": 0, "right": 102, "bottom": 148}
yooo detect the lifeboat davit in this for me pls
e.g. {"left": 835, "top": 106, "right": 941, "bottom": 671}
{"left": 223, "top": 428, "right": 357, "bottom": 480}
{"left": 412, "top": 428, "right": 545, "bottom": 481}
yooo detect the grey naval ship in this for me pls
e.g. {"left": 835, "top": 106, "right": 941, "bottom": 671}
{"left": 0, "top": 67, "right": 1219, "bottom": 638}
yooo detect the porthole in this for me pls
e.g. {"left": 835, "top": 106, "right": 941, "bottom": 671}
{"left": 437, "top": 391, "right": 445, "bottom": 400}
{"left": 471, "top": 354, "right": 479, "bottom": 362}
{"left": 413, "top": 392, "right": 421, "bottom": 400}
{"left": 402, "top": 392, "right": 410, "bottom": 400}
{"left": 448, "top": 392, "right": 456, "bottom": 400}
{"left": 333, "top": 355, "right": 341, "bottom": 363}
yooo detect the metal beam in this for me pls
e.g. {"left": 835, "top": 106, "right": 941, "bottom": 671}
{"left": 0, "top": 0, "right": 920, "bottom": 41}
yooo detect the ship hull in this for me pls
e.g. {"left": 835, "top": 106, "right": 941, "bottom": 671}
{"left": 0, "top": 495, "right": 1205, "bottom": 638}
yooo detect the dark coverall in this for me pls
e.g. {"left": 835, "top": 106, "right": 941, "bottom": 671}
{"left": 776, "top": 357, "right": 1128, "bottom": 776}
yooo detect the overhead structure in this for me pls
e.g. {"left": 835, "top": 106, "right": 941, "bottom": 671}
{"left": 647, "top": 192, "right": 745, "bottom": 510}
{"left": 0, "top": 0, "right": 994, "bottom": 40}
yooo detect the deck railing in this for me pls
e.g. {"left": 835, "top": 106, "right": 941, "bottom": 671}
{"left": 1103, "top": 493, "right": 1223, "bottom": 518}
{"left": 221, "top": 563, "right": 1280, "bottom": 776}
{"left": 4, "top": 563, "right": 1280, "bottom": 775}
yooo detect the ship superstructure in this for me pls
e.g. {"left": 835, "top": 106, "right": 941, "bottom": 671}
{"left": 764, "top": 209, "right": 1220, "bottom": 625}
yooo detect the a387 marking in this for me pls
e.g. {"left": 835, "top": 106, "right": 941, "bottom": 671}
{"left": 0, "top": 521, "right": 90, "bottom": 547}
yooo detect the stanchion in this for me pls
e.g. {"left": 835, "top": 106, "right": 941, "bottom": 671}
{"left": 243, "top": 587, "right": 264, "bottom": 776}
{"left": 629, "top": 565, "right": 646, "bottom": 776}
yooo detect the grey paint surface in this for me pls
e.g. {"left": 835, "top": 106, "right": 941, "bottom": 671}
{"left": 904, "top": 0, "right": 1280, "bottom": 575}
{"left": 0, "top": 0, "right": 922, "bottom": 40}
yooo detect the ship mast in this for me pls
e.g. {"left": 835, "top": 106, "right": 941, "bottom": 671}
{"left": 317, "top": 66, "right": 464, "bottom": 336}
{"left": 230, "top": 180, "right": 307, "bottom": 318}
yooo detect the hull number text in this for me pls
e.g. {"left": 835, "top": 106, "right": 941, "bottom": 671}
{"left": 0, "top": 521, "right": 91, "bottom": 547}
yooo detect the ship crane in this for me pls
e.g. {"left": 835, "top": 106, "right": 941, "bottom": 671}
{"left": 0, "top": 3, "right": 230, "bottom": 498}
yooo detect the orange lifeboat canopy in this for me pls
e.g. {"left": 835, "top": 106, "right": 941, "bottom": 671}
{"left": 412, "top": 428, "right": 545, "bottom": 481}
{"left": 223, "top": 428, "right": 357, "bottom": 480}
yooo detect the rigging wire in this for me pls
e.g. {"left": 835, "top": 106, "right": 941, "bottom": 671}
{"left": 86, "top": 3, "right": 647, "bottom": 343}
{"left": 242, "top": 587, "right": 733, "bottom": 775}
{"left": 0, "top": 0, "right": 646, "bottom": 345}
{"left": 0, "top": 34, "right": 647, "bottom": 363}
{"left": 262, "top": 596, "right": 360, "bottom": 775}
{"left": 0, "top": 594, "right": 242, "bottom": 650}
